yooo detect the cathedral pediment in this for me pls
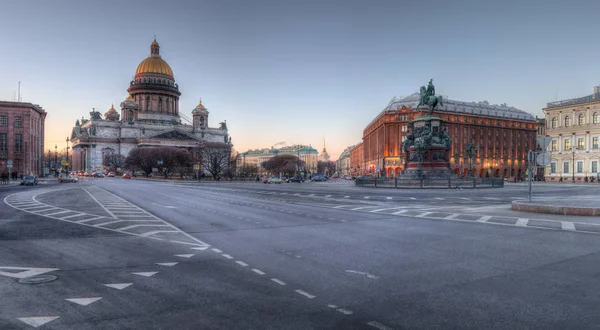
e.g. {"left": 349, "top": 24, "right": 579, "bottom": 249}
{"left": 147, "top": 129, "right": 199, "bottom": 141}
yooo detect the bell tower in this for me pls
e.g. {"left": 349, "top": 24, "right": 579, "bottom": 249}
{"left": 192, "top": 99, "right": 209, "bottom": 129}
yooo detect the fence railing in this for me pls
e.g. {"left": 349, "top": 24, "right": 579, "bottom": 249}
{"left": 355, "top": 177, "right": 504, "bottom": 189}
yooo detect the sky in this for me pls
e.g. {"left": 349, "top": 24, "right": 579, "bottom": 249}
{"left": 2, "top": 0, "right": 600, "bottom": 160}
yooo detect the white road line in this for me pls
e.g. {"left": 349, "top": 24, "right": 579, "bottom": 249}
{"left": 295, "top": 289, "right": 316, "bottom": 299}
{"left": 386, "top": 197, "right": 392, "bottom": 200}
{"left": 370, "top": 207, "right": 405, "bottom": 213}
{"left": 351, "top": 206, "right": 377, "bottom": 211}
{"left": 271, "top": 278, "right": 286, "bottom": 285}
{"left": 364, "top": 196, "right": 370, "bottom": 199}
{"left": 409, "top": 197, "right": 416, "bottom": 200}
{"left": 562, "top": 221, "right": 576, "bottom": 231}
{"left": 332, "top": 205, "right": 354, "bottom": 209}
{"left": 140, "top": 230, "right": 180, "bottom": 237}
{"left": 61, "top": 213, "right": 85, "bottom": 219}
{"left": 444, "top": 214, "right": 459, "bottom": 220}
{"left": 222, "top": 254, "right": 234, "bottom": 259}
{"left": 459, "top": 197, "right": 470, "bottom": 200}
{"left": 325, "top": 195, "right": 332, "bottom": 197}
{"left": 236, "top": 261, "right": 249, "bottom": 267}
{"left": 212, "top": 248, "right": 223, "bottom": 253}
{"left": 435, "top": 197, "right": 445, "bottom": 200}
{"left": 133, "top": 271, "right": 158, "bottom": 277}
{"left": 65, "top": 297, "right": 102, "bottom": 306}
{"left": 21, "top": 205, "right": 49, "bottom": 210}
{"left": 83, "top": 188, "right": 118, "bottom": 219}
{"left": 328, "top": 304, "right": 338, "bottom": 308}
{"left": 337, "top": 308, "right": 353, "bottom": 315}
{"left": 367, "top": 321, "right": 393, "bottom": 330}
{"left": 94, "top": 220, "right": 124, "bottom": 227}
{"left": 415, "top": 212, "right": 433, "bottom": 218}
{"left": 44, "top": 210, "right": 71, "bottom": 216}
{"left": 18, "top": 316, "right": 60, "bottom": 328}
{"left": 515, "top": 218, "right": 529, "bottom": 227}
{"left": 477, "top": 215, "right": 492, "bottom": 223}
{"left": 252, "top": 269, "right": 266, "bottom": 275}
{"left": 103, "top": 283, "right": 133, "bottom": 290}
{"left": 174, "top": 254, "right": 194, "bottom": 258}
{"left": 116, "top": 224, "right": 170, "bottom": 231}
{"left": 156, "top": 262, "right": 178, "bottom": 267}
{"left": 76, "top": 216, "right": 106, "bottom": 223}
{"left": 392, "top": 210, "right": 408, "bottom": 215}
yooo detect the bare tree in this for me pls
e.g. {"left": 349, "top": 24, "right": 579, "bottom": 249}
{"left": 261, "top": 155, "right": 305, "bottom": 177}
{"left": 104, "top": 154, "right": 125, "bottom": 172}
{"left": 202, "top": 146, "right": 230, "bottom": 179}
{"left": 240, "top": 164, "right": 259, "bottom": 177}
{"left": 125, "top": 147, "right": 195, "bottom": 178}
{"left": 124, "top": 148, "right": 155, "bottom": 177}
{"left": 317, "top": 161, "right": 336, "bottom": 176}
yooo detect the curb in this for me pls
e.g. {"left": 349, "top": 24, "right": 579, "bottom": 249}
{"left": 511, "top": 200, "right": 600, "bottom": 216}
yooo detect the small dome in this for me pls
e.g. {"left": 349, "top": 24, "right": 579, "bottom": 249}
{"left": 104, "top": 104, "right": 120, "bottom": 121}
{"left": 135, "top": 38, "right": 174, "bottom": 79}
{"left": 192, "top": 99, "right": 209, "bottom": 114}
{"left": 124, "top": 94, "right": 134, "bottom": 102}
{"left": 107, "top": 104, "right": 117, "bottom": 113}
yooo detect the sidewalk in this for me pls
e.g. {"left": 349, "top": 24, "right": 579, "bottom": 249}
{"left": 512, "top": 197, "right": 600, "bottom": 216}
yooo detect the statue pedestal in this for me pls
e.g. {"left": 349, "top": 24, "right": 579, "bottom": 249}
{"left": 401, "top": 115, "right": 452, "bottom": 179}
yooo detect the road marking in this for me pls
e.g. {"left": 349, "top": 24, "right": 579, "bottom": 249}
{"left": 364, "top": 196, "right": 370, "bottom": 199}
{"left": 236, "top": 261, "right": 249, "bottom": 267}
{"left": 17, "top": 316, "right": 60, "bottom": 328}
{"left": 367, "top": 321, "right": 393, "bottom": 330}
{"left": 94, "top": 220, "right": 124, "bottom": 227}
{"left": 83, "top": 188, "right": 118, "bottom": 219}
{"left": 328, "top": 304, "right": 338, "bottom": 308}
{"left": 337, "top": 308, "right": 354, "bottom": 315}
{"left": 60, "top": 213, "right": 85, "bottom": 219}
{"left": 0, "top": 266, "right": 59, "bottom": 279}
{"left": 325, "top": 195, "right": 332, "bottom": 197}
{"left": 344, "top": 196, "right": 350, "bottom": 198}
{"left": 77, "top": 216, "right": 106, "bottom": 223}
{"left": 191, "top": 246, "right": 209, "bottom": 250}
{"left": 271, "top": 278, "right": 286, "bottom": 285}
{"left": 140, "top": 230, "right": 180, "bottom": 237}
{"left": 293, "top": 193, "right": 300, "bottom": 196}
{"left": 392, "top": 210, "right": 407, "bottom": 215}
{"left": 115, "top": 224, "right": 170, "bottom": 231}
{"left": 435, "top": 197, "right": 445, "bottom": 200}
{"left": 133, "top": 272, "right": 158, "bottom": 277}
{"left": 156, "top": 262, "right": 178, "bottom": 267}
{"left": 562, "top": 221, "right": 576, "bottom": 231}
{"left": 459, "top": 197, "right": 470, "bottom": 200}
{"left": 351, "top": 206, "right": 376, "bottom": 211}
{"left": 409, "top": 197, "right": 416, "bottom": 200}
{"left": 332, "top": 205, "right": 354, "bottom": 209}
{"left": 483, "top": 197, "right": 500, "bottom": 200}
{"left": 222, "top": 254, "right": 234, "bottom": 259}
{"left": 65, "top": 297, "right": 102, "bottom": 306}
{"left": 370, "top": 207, "right": 404, "bottom": 213}
{"left": 346, "top": 270, "right": 379, "bottom": 279}
{"left": 104, "top": 283, "right": 133, "bottom": 290}
{"left": 252, "top": 268, "right": 266, "bottom": 275}
{"left": 295, "top": 289, "right": 316, "bottom": 299}
{"left": 415, "top": 212, "right": 432, "bottom": 218}
{"left": 174, "top": 254, "right": 194, "bottom": 258}
{"left": 444, "top": 214, "right": 459, "bottom": 220}
{"left": 386, "top": 197, "right": 393, "bottom": 200}
{"left": 477, "top": 215, "right": 492, "bottom": 223}
{"left": 515, "top": 218, "right": 529, "bottom": 227}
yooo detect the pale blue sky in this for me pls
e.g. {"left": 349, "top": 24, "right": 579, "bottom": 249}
{"left": 1, "top": 0, "right": 599, "bottom": 159}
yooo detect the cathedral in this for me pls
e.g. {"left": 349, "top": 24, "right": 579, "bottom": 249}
{"left": 70, "top": 39, "right": 231, "bottom": 172}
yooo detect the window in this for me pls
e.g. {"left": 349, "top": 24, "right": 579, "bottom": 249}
{"left": 592, "top": 161, "right": 598, "bottom": 173}
{"left": 565, "top": 115, "right": 571, "bottom": 127}
{"left": 564, "top": 139, "right": 571, "bottom": 151}
{"left": 15, "top": 134, "right": 22, "bottom": 152}
{"left": 159, "top": 97, "right": 163, "bottom": 112}
{"left": 577, "top": 161, "right": 584, "bottom": 173}
{"left": 563, "top": 162, "right": 570, "bottom": 174}
{"left": 594, "top": 112, "right": 599, "bottom": 124}
{"left": 594, "top": 137, "right": 599, "bottom": 149}
{"left": 550, "top": 162, "right": 557, "bottom": 174}
{"left": 551, "top": 140, "right": 557, "bottom": 152}
{"left": 578, "top": 138, "right": 584, "bottom": 149}
{"left": 14, "top": 116, "right": 23, "bottom": 127}
{"left": 0, "top": 115, "right": 7, "bottom": 127}
{"left": 579, "top": 113, "right": 585, "bottom": 126}
{"left": 401, "top": 125, "right": 407, "bottom": 132}
{"left": 0, "top": 133, "right": 6, "bottom": 151}
{"left": 128, "top": 110, "right": 134, "bottom": 122}
{"left": 146, "top": 96, "right": 150, "bottom": 111}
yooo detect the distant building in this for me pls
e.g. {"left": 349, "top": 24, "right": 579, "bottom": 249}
{"left": 238, "top": 145, "right": 319, "bottom": 174}
{"left": 349, "top": 142, "right": 363, "bottom": 175}
{"left": 336, "top": 145, "right": 354, "bottom": 176}
{"left": 318, "top": 138, "right": 330, "bottom": 162}
{"left": 535, "top": 116, "right": 547, "bottom": 180}
{"left": 543, "top": 86, "right": 600, "bottom": 182}
{"left": 355, "top": 93, "right": 537, "bottom": 178}
{"left": 0, "top": 101, "right": 47, "bottom": 177}
{"left": 69, "top": 39, "right": 230, "bottom": 172}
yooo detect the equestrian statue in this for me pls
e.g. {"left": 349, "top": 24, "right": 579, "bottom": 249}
{"left": 417, "top": 79, "right": 443, "bottom": 116}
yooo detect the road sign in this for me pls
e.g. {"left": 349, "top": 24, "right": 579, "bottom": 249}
{"left": 61, "top": 157, "right": 66, "bottom": 161}
{"left": 7, "top": 160, "right": 12, "bottom": 165}
{"left": 193, "top": 164, "right": 200, "bottom": 170}
{"left": 6, "top": 165, "right": 12, "bottom": 168}
{"left": 157, "top": 160, "right": 163, "bottom": 165}
{"left": 536, "top": 152, "right": 551, "bottom": 166}
{"left": 61, "top": 160, "right": 67, "bottom": 166}
{"left": 536, "top": 137, "right": 552, "bottom": 151}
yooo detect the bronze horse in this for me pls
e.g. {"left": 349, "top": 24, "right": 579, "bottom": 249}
{"left": 417, "top": 86, "right": 443, "bottom": 116}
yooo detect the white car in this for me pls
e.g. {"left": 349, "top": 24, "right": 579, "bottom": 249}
{"left": 270, "top": 177, "right": 283, "bottom": 184}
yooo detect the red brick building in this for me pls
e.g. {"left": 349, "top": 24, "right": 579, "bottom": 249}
{"left": 0, "top": 101, "right": 47, "bottom": 177}
{"left": 350, "top": 93, "right": 537, "bottom": 178}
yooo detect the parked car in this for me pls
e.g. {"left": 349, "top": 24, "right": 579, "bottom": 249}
{"left": 20, "top": 176, "right": 38, "bottom": 186}
{"left": 263, "top": 176, "right": 271, "bottom": 184}
{"left": 93, "top": 172, "right": 105, "bottom": 178}
{"left": 287, "top": 176, "right": 305, "bottom": 183}
{"left": 58, "top": 175, "right": 79, "bottom": 183}
{"left": 122, "top": 173, "right": 132, "bottom": 179}
{"left": 270, "top": 176, "right": 283, "bottom": 184}
{"left": 107, "top": 172, "right": 115, "bottom": 177}
{"left": 311, "top": 174, "right": 326, "bottom": 182}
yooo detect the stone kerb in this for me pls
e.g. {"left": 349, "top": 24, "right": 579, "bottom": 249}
{"left": 511, "top": 200, "right": 600, "bottom": 216}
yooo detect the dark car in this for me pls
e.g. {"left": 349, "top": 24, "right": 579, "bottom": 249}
{"left": 20, "top": 176, "right": 38, "bottom": 186}
{"left": 311, "top": 174, "right": 326, "bottom": 182}
{"left": 287, "top": 176, "right": 305, "bottom": 183}
{"left": 93, "top": 172, "right": 105, "bottom": 178}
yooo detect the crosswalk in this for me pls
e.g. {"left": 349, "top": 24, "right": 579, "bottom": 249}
{"left": 4, "top": 187, "right": 209, "bottom": 248}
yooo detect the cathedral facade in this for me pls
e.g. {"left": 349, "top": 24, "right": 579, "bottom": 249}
{"left": 70, "top": 39, "right": 231, "bottom": 172}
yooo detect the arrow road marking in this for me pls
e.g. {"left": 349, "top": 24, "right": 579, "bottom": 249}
{"left": 18, "top": 316, "right": 60, "bottom": 328}
{"left": 174, "top": 254, "right": 194, "bottom": 258}
{"left": 0, "top": 266, "right": 59, "bottom": 279}
{"left": 65, "top": 297, "right": 102, "bottom": 306}
{"left": 133, "top": 272, "right": 158, "bottom": 277}
{"left": 156, "top": 262, "right": 178, "bottom": 267}
{"left": 104, "top": 283, "right": 133, "bottom": 290}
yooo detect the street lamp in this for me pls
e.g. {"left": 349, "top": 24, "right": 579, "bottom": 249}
{"left": 66, "top": 137, "right": 70, "bottom": 173}
{"left": 572, "top": 146, "right": 579, "bottom": 184}
{"left": 465, "top": 143, "right": 479, "bottom": 178}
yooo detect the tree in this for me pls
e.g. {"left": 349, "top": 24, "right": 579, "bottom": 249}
{"left": 124, "top": 148, "right": 156, "bottom": 177}
{"left": 240, "top": 164, "right": 259, "bottom": 177}
{"left": 104, "top": 154, "right": 125, "bottom": 172}
{"left": 124, "top": 147, "right": 195, "bottom": 178}
{"left": 201, "top": 146, "right": 230, "bottom": 179}
{"left": 261, "top": 155, "right": 305, "bottom": 177}
{"left": 317, "top": 161, "right": 336, "bottom": 176}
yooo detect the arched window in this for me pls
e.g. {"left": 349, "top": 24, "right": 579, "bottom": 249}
{"left": 200, "top": 116, "right": 205, "bottom": 127}
{"left": 145, "top": 96, "right": 150, "bottom": 111}
{"left": 159, "top": 97, "right": 163, "bottom": 112}
{"left": 564, "top": 115, "right": 571, "bottom": 127}
{"left": 594, "top": 112, "right": 599, "bottom": 124}
{"left": 579, "top": 113, "right": 585, "bottom": 125}
{"left": 551, "top": 117, "right": 558, "bottom": 128}
{"left": 128, "top": 110, "right": 134, "bottom": 122}
{"left": 166, "top": 98, "right": 170, "bottom": 113}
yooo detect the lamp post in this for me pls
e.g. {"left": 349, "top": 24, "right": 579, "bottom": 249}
{"left": 66, "top": 137, "right": 70, "bottom": 173}
{"left": 54, "top": 144, "right": 57, "bottom": 173}
{"left": 572, "top": 146, "right": 578, "bottom": 184}
{"left": 465, "top": 143, "right": 478, "bottom": 178}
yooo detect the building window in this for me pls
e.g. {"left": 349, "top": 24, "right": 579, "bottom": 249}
{"left": 564, "top": 139, "right": 571, "bottom": 151}
{"left": 551, "top": 140, "right": 557, "bottom": 152}
{"left": 146, "top": 96, "right": 150, "bottom": 111}
{"left": 579, "top": 113, "right": 585, "bottom": 126}
{"left": 594, "top": 137, "right": 599, "bottom": 149}
{"left": 0, "top": 115, "right": 7, "bottom": 127}
{"left": 550, "top": 162, "right": 557, "bottom": 174}
{"left": 14, "top": 116, "right": 23, "bottom": 127}
{"left": 577, "top": 161, "right": 584, "bottom": 173}
{"left": 401, "top": 125, "right": 407, "bottom": 132}
{"left": 578, "top": 138, "right": 584, "bottom": 149}
{"left": 564, "top": 116, "right": 571, "bottom": 127}
{"left": 159, "top": 97, "right": 163, "bottom": 112}
{"left": 594, "top": 112, "right": 599, "bottom": 124}
{"left": 0, "top": 133, "right": 6, "bottom": 151}
{"left": 592, "top": 161, "right": 598, "bottom": 173}
{"left": 563, "top": 162, "right": 570, "bottom": 174}
{"left": 15, "top": 134, "right": 22, "bottom": 152}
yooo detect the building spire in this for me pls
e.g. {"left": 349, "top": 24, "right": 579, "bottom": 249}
{"left": 150, "top": 36, "right": 160, "bottom": 56}
{"left": 323, "top": 136, "right": 327, "bottom": 151}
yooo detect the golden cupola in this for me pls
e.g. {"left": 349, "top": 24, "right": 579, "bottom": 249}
{"left": 104, "top": 104, "right": 120, "bottom": 121}
{"left": 135, "top": 37, "right": 174, "bottom": 79}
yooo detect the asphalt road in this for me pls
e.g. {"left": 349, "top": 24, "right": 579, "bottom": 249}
{"left": 2, "top": 178, "right": 600, "bottom": 329}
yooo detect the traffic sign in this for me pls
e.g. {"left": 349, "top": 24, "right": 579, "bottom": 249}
{"left": 536, "top": 152, "right": 551, "bottom": 166}
{"left": 157, "top": 160, "right": 163, "bottom": 165}
{"left": 7, "top": 160, "right": 12, "bottom": 165}
{"left": 193, "top": 164, "right": 200, "bottom": 170}
{"left": 536, "top": 137, "right": 552, "bottom": 151}
{"left": 61, "top": 160, "right": 67, "bottom": 166}
{"left": 6, "top": 165, "right": 12, "bottom": 169}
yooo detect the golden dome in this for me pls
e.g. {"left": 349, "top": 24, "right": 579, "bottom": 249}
{"left": 195, "top": 99, "right": 206, "bottom": 110}
{"left": 135, "top": 38, "right": 174, "bottom": 78}
{"left": 107, "top": 104, "right": 117, "bottom": 113}
{"left": 125, "top": 94, "right": 134, "bottom": 102}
